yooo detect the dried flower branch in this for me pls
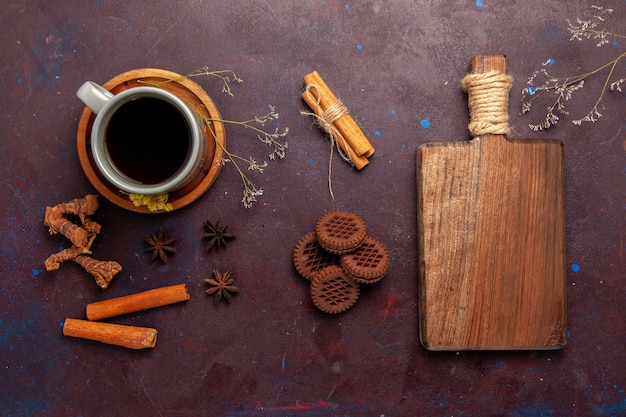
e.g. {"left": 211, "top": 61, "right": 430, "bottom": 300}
{"left": 204, "top": 106, "right": 289, "bottom": 160}
{"left": 201, "top": 105, "right": 289, "bottom": 208}
{"left": 139, "top": 67, "right": 243, "bottom": 97}
{"left": 139, "top": 68, "right": 288, "bottom": 208}
{"left": 567, "top": 6, "right": 625, "bottom": 46}
{"left": 520, "top": 6, "right": 624, "bottom": 130}
{"left": 185, "top": 68, "right": 243, "bottom": 97}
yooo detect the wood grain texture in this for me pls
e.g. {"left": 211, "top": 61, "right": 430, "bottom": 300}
{"left": 416, "top": 55, "right": 567, "bottom": 350}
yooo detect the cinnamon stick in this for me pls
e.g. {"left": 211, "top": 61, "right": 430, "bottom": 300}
{"left": 302, "top": 71, "right": 375, "bottom": 169}
{"left": 302, "top": 91, "right": 369, "bottom": 170}
{"left": 63, "top": 318, "right": 157, "bottom": 349}
{"left": 86, "top": 283, "right": 190, "bottom": 321}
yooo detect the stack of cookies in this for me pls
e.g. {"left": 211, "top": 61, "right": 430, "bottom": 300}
{"left": 293, "top": 211, "right": 390, "bottom": 314}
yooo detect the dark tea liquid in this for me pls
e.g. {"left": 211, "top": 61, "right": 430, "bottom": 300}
{"left": 105, "top": 97, "right": 190, "bottom": 185}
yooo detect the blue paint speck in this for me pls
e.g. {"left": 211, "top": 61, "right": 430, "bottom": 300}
{"left": 345, "top": 4, "right": 349, "bottom": 10}
{"left": 374, "top": 131, "right": 381, "bottom": 137}
{"left": 476, "top": 0, "right": 484, "bottom": 8}
{"left": 439, "top": 401, "right": 445, "bottom": 407}
{"left": 356, "top": 44, "right": 363, "bottom": 51}
{"left": 547, "top": 58, "right": 554, "bottom": 65}
{"left": 527, "top": 86, "right": 536, "bottom": 95}
{"left": 571, "top": 263, "right": 580, "bottom": 273}
{"left": 308, "top": 158, "right": 314, "bottom": 164}
{"left": 420, "top": 119, "right": 431, "bottom": 129}
{"left": 390, "top": 109, "right": 396, "bottom": 115}
{"left": 59, "top": 321, "right": 65, "bottom": 328}
{"left": 31, "top": 269, "right": 40, "bottom": 276}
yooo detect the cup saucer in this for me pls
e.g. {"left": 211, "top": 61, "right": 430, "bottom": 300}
{"left": 76, "top": 68, "right": 225, "bottom": 213}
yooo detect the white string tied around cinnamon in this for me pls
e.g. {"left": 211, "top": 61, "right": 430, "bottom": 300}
{"left": 300, "top": 83, "right": 352, "bottom": 199}
{"left": 461, "top": 71, "right": 513, "bottom": 137}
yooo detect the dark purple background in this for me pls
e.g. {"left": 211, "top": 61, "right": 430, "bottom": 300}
{"left": 1, "top": 1, "right": 624, "bottom": 416}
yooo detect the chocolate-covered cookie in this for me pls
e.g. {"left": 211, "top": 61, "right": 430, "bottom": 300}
{"left": 341, "top": 236, "right": 390, "bottom": 284}
{"left": 315, "top": 210, "right": 367, "bottom": 254}
{"left": 293, "top": 231, "right": 339, "bottom": 280}
{"left": 310, "top": 265, "right": 360, "bottom": 314}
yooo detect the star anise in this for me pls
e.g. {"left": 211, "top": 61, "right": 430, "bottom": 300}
{"left": 144, "top": 228, "right": 176, "bottom": 263}
{"left": 202, "top": 220, "right": 235, "bottom": 251}
{"left": 204, "top": 269, "right": 240, "bottom": 304}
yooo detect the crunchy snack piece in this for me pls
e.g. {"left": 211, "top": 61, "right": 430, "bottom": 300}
{"left": 315, "top": 210, "right": 367, "bottom": 254}
{"left": 293, "top": 231, "right": 339, "bottom": 280}
{"left": 340, "top": 236, "right": 390, "bottom": 284}
{"left": 310, "top": 265, "right": 360, "bottom": 314}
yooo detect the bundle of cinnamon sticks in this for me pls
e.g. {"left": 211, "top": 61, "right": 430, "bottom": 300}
{"left": 302, "top": 71, "right": 375, "bottom": 170}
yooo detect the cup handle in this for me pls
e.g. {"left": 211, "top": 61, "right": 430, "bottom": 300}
{"left": 76, "top": 81, "right": 114, "bottom": 114}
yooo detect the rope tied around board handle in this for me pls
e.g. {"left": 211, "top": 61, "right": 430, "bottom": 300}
{"left": 300, "top": 83, "right": 353, "bottom": 199}
{"left": 461, "top": 71, "right": 513, "bottom": 137}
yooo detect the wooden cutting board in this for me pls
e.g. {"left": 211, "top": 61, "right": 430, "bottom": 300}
{"left": 416, "top": 55, "right": 567, "bottom": 350}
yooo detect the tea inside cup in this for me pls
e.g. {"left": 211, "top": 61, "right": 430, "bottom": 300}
{"left": 81, "top": 84, "right": 206, "bottom": 195}
{"left": 76, "top": 68, "right": 226, "bottom": 213}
